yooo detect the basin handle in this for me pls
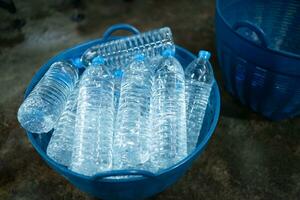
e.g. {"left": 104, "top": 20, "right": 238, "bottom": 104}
{"left": 233, "top": 21, "right": 268, "bottom": 48}
{"left": 91, "top": 169, "right": 156, "bottom": 180}
{"left": 102, "top": 24, "right": 140, "bottom": 41}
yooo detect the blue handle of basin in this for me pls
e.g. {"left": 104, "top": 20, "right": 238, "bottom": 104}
{"left": 233, "top": 21, "right": 268, "bottom": 48}
{"left": 102, "top": 24, "right": 140, "bottom": 41}
{"left": 92, "top": 169, "right": 156, "bottom": 180}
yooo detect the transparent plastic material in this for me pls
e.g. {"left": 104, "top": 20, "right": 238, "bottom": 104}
{"left": 70, "top": 57, "right": 114, "bottom": 176}
{"left": 150, "top": 49, "right": 187, "bottom": 172}
{"left": 113, "top": 54, "right": 153, "bottom": 170}
{"left": 185, "top": 51, "right": 214, "bottom": 153}
{"left": 17, "top": 61, "right": 79, "bottom": 134}
{"left": 81, "top": 27, "right": 175, "bottom": 68}
{"left": 46, "top": 84, "right": 79, "bottom": 166}
{"left": 21, "top": 24, "right": 221, "bottom": 200}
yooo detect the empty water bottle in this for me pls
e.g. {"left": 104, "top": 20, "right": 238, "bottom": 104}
{"left": 113, "top": 54, "right": 153, "bottom": 170}
{"left": 112, "top": 68, "right": 123, "bottom": 142}
{"left": 70, "top": 56, "right": 114, "bottom": 176}
{"left": 185, "top": 51, "right": 214, "bottom": 153}
{"left": 113, "top": 68, "right": 123, "bottom": 113}
{"left": 17, "top": 61, "right": 79, "bottom": 134}
{"left": 150, "top": 49, "right": 187, "bottom": 172}
{"left": 46, "top": 84, "right": 79, "bottom": 166}
{"left": 81, "top": 27, "right": 175, "bottom": 68}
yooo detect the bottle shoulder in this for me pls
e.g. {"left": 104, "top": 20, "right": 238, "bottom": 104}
{"left": 81, "top": 65, "right": 113, "bottom": 83}
{"left": 155, "top": 57, "right": 184, "bottom": 76}
{"left": 185, "top": 59, "right": 214, "bottom": 83}
{"left": 123, "top": 60, "right": 153, "bottom": 75}
{"left": 50, "top": 61, "right": 79, "bottom": 79}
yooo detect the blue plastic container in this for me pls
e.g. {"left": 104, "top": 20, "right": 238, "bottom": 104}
{"left": 23, "top": 24, "right": 220, "bottom": 200}
{"left": 216, "top": 0, "right": 300, "bottom": 120}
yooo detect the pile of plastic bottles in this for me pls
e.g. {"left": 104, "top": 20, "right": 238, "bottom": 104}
{"left": 17, "top": 27, "right": 215, "bottom": 176}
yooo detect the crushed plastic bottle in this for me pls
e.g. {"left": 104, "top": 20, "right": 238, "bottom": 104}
{"left": 81, "top": 27, "right": 175, "bottom": 69}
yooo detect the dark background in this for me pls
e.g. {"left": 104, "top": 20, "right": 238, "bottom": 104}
{"left": 0, "top": 0, "right": 299, "bottom": 199}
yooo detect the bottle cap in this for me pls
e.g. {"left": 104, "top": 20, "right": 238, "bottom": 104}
{"left": 162, "top": 48, "right": 175, "bottom": 57}
{"left": 91, "top": 56, "right": 105, "bottom": 65}
{"left": 198, "top": 50, "right": 211, "bottom": 60}
{"left": 114, "top": 69, "right": 123, "bottom": 78}
{"left": 70, "top": 57, "right": 83, "bottom": 68}
{"left": 134, "top": 54, "right": 145, "bottom": 61}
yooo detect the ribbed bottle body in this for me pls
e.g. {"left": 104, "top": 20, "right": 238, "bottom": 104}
{"left": 18, "top": 61, "right": 78, "bottom": 134}
{"left": 70, "top": 64, "right": 114, "bottom": 176}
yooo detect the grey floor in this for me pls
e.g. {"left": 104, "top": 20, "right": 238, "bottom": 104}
{"left": 0, "top": 0, "right": 299, "bottom": 199}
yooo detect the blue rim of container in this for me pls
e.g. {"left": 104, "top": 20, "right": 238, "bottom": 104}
{"left": 216, "top": 0, "right": 300, "bottom": 60}
{"left": 216, "top": 0, "right": 300, "bottom": 76}
{"left": 24, "top": 24, "right": 221, "bottom": 183}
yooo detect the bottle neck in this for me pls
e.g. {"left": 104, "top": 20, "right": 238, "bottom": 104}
{"left": 196, "top": 57, "right": 209, "bottom": 65}
{"left": 186, "top": 58, "right": 213, "bottom": 84}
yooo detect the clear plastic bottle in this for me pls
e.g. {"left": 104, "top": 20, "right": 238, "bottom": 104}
{"left": 17, "top": 61, "right": 79, "bottom": 134}
{"left": 113, "top": 68, "right": 123, "bottom": 113}
{"left": 81, "top": 27, "right": 175, "bottom": 69}
{"left": 70, "top": 56, "right": 114, "bottom": 176}
{"left": 46, "top": 84, "right": 79, "bottom": 166}
{"left": 150, "top": 49, "right": 187, "bottom": 172}
{"left": 185, "top": 51, "right": 214, "bottom": 153}
{"left": 112, "top": 68, "right": 123, "bottom": 142}
{"left": 113, "top": 54, "right": 153, "bottom": 170}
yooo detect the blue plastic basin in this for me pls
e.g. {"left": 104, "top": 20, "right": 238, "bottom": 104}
{"left": 23, "top": 24, "right": 220, "bottom": 200}
{"left": 216, "top": 0, "right": 300, "bottom": 120}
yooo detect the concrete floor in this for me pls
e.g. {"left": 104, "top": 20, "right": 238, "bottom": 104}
{"left": 0, "top": 0, "right": 299, "bottom": 199}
